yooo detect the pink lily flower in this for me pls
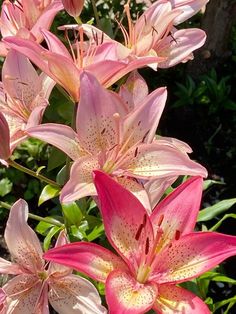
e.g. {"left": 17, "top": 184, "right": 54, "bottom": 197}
{"left": 27, "top": 71, "right": 207, "bottom": 206}
{"left": 0, "top": 0, "right": 63, "bottom": 55}
{"left": 4, "top": 26, "right": 164, "bottom": 101}
{"left": 0, "top": 49, "right": 54, "bottom": 155}
{"left": 44, "top": 172, "right": 236, "bottom": 314}
{"left": 62, "top": 0, "right": 84, "bottom": 18}
{"left": 0, "top": 199, "right": 107, "bottom": 313}
{"left": 81, "top": 0, "right": 207, "bottom": 70}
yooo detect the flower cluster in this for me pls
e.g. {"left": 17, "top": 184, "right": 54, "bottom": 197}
{"left": 0, "top": 0, "right": 236, "bottom": 313}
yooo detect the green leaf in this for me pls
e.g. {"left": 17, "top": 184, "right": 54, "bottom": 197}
{"left": 36, "top": 221, "right": 54, "bottom": 236}
{"left": 0, "top": 178, "right": 13, "bottom": 197}
{"left": 210, "top": 213, "right": 236, "bottom": 231}
{"left": 48, "top": 147, "right": 67, "bottom": 171}
{"left": 62, "top": 202, "right": 83, "bottom": 226}
{"left": 43, "top": 225, "right": 61, "bottom": 251}
{"left": 38, "top": 184, "right": 60, "bottom": 206}
{"left": 214, "top": 295, "right": 236, "bottom": 312}
{"left": 203, "top": 179, "right": 225, "bottom": 190}
{"left": 197, "top": 198, "right": 236, "bottom": 222}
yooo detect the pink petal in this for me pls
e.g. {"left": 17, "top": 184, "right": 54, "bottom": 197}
{"left": 106, "top": 270, "right": 158, "bottom": 314}
{"left": 44, "top": 242, "right": 128, "bottom": 283}
{"left": 41, "top": 28, "right": 72, "bottom": 58}
{"left": 2, "top": 49, "right": 42, "bottom": 106}
{"left": 26, "top": 105, "right": 48, "bottom": 129}
{"left": 171, "top": 0, "right": 209, "bottom": 24}
{"left": 27, "top": 123, "right": 82, "bottom": 161}
{"left": 94, "top": 171, "right": 154, "bottom": 274}
{"left": 3, "top": 36, "right": 50, "bottom": 75}
{"left": 117, "top": 142, "right": 207, "bottom": 179}
{"left": 3, "top": 274, "right": 44, "bottom": 313}
{"left": 158, "top": 136, "right": 193, "bottom": 153}
{"left": 49, "top": 274, "right": 107, "bottom": 313}
{"left": 119, "top": 71, "right": 149, "bottom": 110}
{"left": 60, "top": 156, "right": 100, "bottom": 203}
{"left": 150, "top": 176, "right": 203, "bottom": 243}
{"left": 157, "top": 28, "right": 206, "bottom": 68}
{"left": 151, "top": 232, "right": 236, "bottom": 284}
{"left": 144, "top": 176, "right": 177, "bottom": 209}
{"left": 76, "top": 71, "right": 126, "bottom": 154}
{"left": 122, "top": 86, "right": 167, "bottom": 150}
{"left": 30, "top": 1, "right": 64, "bottom": 43}
{"left": 0, "top": 258, "right": 23, "bottom": 275}
{"left": 0, "top": 112, "right": 10, "bottom": 160}
{"left": 153, "top": 284, "right": 210, "bottom": 313}
{"left": 4, "top": 199, "right": 44, "bottom": 273}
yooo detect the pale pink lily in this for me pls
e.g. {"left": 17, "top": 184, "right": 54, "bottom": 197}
{"left": 4, "top": 26, "right": 164, "bottom": 101}
{"left": 81, "top": 0, "right": 207, "bottom": 70}
{"left": 62, "top": 0, "right": 84, "bottom": 18}
{"left": 44, "top": 171, "right": 236, "bottom": 314}
{"left": 0, "top": 0, "right": 63, "bottom": 56}
{"left": 0, "top": 49, "right": 54, "bottom": 156}
{"left": 27, "top": 71, "right": 207, "bottom": 206}
{"left": 0, "top": 199, "right": 107, "bottom": 313}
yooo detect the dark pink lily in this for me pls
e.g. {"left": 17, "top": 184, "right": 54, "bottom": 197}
{"left": 27, "top": 71, "right": 207, "bottom": 206}
{"left": 44, "top": 172, "right": 236, "bottom": 313}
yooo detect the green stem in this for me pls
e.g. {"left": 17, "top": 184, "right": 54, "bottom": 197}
{"left": 8, "top": 159, "right": 60, "bottom": 188}
{"left": 0, "top": 201, "right": 63, "bottom": 227}
{"left": 91, "top": 0, "right": 102, "bottom": 29}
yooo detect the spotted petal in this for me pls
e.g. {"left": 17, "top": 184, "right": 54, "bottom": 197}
{"left": 49, "top": 274, "right": 107, "bottom": 314}
{"left": 106, "top": 270, "right": 158, "bottom": 314}
{"left": 153, "top": 284, "right": 210, "bottom": 313}
{"left": 4, "top": 199, "right": 44, "bottom": 273}
{"left": 94, "top": 171, "right": 154, "bottom": 274}
{"left": 150, "top": 232, "right": 236, "bottom": 284}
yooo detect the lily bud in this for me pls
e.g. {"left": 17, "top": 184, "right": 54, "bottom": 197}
{"left": 62, "top": 0, "right": 84, "bottom": 18}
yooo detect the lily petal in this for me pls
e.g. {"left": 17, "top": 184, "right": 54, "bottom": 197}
{"left": 49, "top": 274, "right": 107, "bottom": 314}
{"left": 118, "top": 143, "right": 207, "bottom": 179}
{"left": 44, "top": 242, "right": 127, "bottom": 283}
{"left": 94, "top": 171, "right": 154, "bottom": 274}
{"left": 106, "top": 270, "right": 158, "bottom": 314}
{"left": 0, "top": 112, "right": 10, "bottom": 161}
{"left": 150, "top": 232, "right": 236, "bottom": 284}
{"left": 4, "top": 199, "right": 44, "bottom": 273}
{"left": 153, "top": 284, "right": 210, "bottom": 313}
{"left": 27, "top": 123, "right": 82, "bottom": 161}
{"left": 60, "top": 156, "right": 100, "bottom": 203}
{"left": 3, "top": 274, "right": 43, "bottom": 313}
{"left": 76, "top": 72, "right": 126, "bottom": 154}
{"left": 150, "top": 177, "right": 203, "bottom": 243}
{"left": 0, "top": 258, "right": 23, "bottom": 275}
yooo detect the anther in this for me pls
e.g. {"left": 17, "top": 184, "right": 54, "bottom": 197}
{"left": 157, "top": 214, "right": 164, "bottom": 227}
{"left": 175, "top": 230, "right": 181, "bottom": 240}
{"left": 135, "top": 223, "right": 143, "bottom": 240}
{"left": 145, "top": 237, "right": 150, "bottom": 255}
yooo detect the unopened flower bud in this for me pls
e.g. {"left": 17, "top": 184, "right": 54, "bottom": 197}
{"left": 62, "top": 0, "right": 84, "bottom": 18}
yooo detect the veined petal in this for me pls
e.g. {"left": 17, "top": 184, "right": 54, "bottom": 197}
{"left": 26, "top": 105, "right": 47, "bottom": 130}
{"left": 44, "top": 242, "right": 128, "bottom": 283}
{"left": 94, "top": 171, "right": 154, "bottom": 274}
{"left": 44, "top": 52, "right": 81, "bottom": 101}
{"left": 157, "top": 136, "right": 193, "bottom": 153}
{"left": 153, "top": 284, "right": 210, "bottom": 313}
{"left": 4, "top": 199, "right": 44, "bottom": 273}
{"left": 27, "top": 123, "right": 82, "bottom": 161}
{"left": 49, "top": 274, "right": 107, "bottom": 314}
{"left": 144, "top": 176, "right": 177, "bottom": 209}
{"left": 3, "top": 274, "right": 43, "bottom": 313}
{"left": 76, "top": 72, "right": 125, "bottom": 154}
{"left": 31, "top": 1, "right": 64, "bottom": 43}
{"left": 0, "top": 258, "right": 23, "bottom": 275}
{"left": 119, "top": 71, "right": 149, "bottom": 110}
{"left": 150, "top": 232, "right": 236, "bottom": 284}
{"left": 2, "top": 50, "right": 42, "bottom": 107}
{"left": 150, "top": 177, "right": 203, "bottom": 245}
{"left": 156, "top": 28, "right": 206, "bottom": 68}
{"left": 0, "top": 112, "right": 10, "bottom": 160}
{"left": 171, "top": 0, "right": 209, "bottom": 24}
{"left": 41, "top": 29, "right": 72, "bottom": 58}
{"left": 122, "top": 87, "right": 167, "bottom": 150}
{"left": 106, "top": 270, "right": 158, "bottom": 314}
{"left": 60, "top": 156, "right": 100, "bottom": 203}
{"left": 118, "top": 143, "right": 207, "bottom": 179}
{"left": 3, "top": 36, "right": 50, "bottom": 75}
